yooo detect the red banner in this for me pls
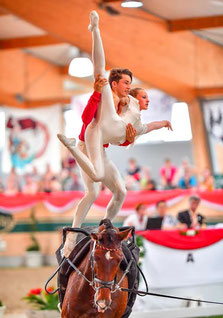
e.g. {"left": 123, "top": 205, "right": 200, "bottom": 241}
{"left": 137, "top": 229, "right": 223, "bottom": 250}
{"left": 0, "top": 189, "right": 223, "bottom": 215}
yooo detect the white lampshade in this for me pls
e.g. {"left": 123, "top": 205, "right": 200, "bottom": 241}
{"left": 68, "top": 57, "right": 93, "bottom": 77}
{"left": 121, "top": 0, "right": 143, "bottom": 8}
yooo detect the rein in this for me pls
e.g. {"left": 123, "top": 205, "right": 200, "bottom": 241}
{"left": 120, "top": 287, "right": 223, "bottom": 306}
{"left": 45, "top": 226, "right": 223, "bottom": 307}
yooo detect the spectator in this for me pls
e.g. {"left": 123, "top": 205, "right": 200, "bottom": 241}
{"left": 50, "top": 176, "right": 62, "bottom": 192}
{"left": 199, "top": 168, "right": 215, "bottom": 191}
{"left": 125, "top": 158, "right": 141, "bottom": 190}
{"left": 4, "top": 168, "right": 20, "bottom": 195}
{"left": 123, "top": 203, "right": 148, "bottom": 230}
{"left": 64, "top": 170, "right": 81, "bottom": 191}
{"left": 147, "top": 200, "right": 178, "bottom": 230}
{"left": 126, "top": 158, "right": 141, "bottom": 182}
{"left": 0, "top": 177, "right": 4, "bottom": 193}
{"left": 22, "top": 174, "right": 39, "bottom": 194}
{"left": 160, "top": 158, "right": 178, "bottom": 189}
{"left": 178, "top": 167, "right": 197, "bottom": 189}
{"left": 62, "top": 156, "right": 76, "bottom": 171}
{"left": 30, "top": 166, "right": 42, "bottom": 185}
{"left": 61, "top": 168, "right": 71, "bottom": 191}
{"left": 140, "top": 166, "right": 151, "bottom": 189}
{"left": 177, "top": 157, "right": 190, "bottom": 179}
{"left": 125, "top": 174, "right": 140, "bottom": 191}
{"left": 41, "top": 164, "right": 54, "bottom": 192}
{"left": 145, "top": 179, "right": 157, "bottom": 191}
{"left": 177, "top": 195, "right": 206, "bottom": 229}
{"left": 140, "top": 166, "right": 156, "bottom": 191}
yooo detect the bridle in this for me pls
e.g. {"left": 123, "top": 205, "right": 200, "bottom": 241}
{"left": 65, "top": 239, "right": 133, "bottom": 294}
{"left": 90, "top": 240, "right": 133, "bottom": 294}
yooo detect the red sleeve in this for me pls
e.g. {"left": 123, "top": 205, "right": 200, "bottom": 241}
{"left": 119, "top": 140, "right": 132, "bottom": 147}
{"left": 81, "top": 91, "right": 101, "bottom": 125}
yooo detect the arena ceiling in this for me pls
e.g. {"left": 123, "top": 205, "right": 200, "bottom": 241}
{"left": 0, "top": 0, "right": 223, "bottom": 108}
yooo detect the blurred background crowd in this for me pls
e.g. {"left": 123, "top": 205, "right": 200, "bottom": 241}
{"left": 0, "top": 155, "right": 216, "bottom": 195}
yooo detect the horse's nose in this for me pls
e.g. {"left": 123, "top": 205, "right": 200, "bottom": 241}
{"left": 96, "top": 299, "right": 111, "bottom": 312}
{"left": 97, "top": 300, "right": 106, "bottom": 309}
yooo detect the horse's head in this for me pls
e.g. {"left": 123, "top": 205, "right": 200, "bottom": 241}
{"left": 90, "top": 219, "right": 131, "bottom": 313}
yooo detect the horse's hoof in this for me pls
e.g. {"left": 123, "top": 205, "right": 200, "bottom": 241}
{"left": 88, "top": 10, "right": 99, "bottom": 31}
{"left": 57, "top": 134, "right": 76, "bottom": 148}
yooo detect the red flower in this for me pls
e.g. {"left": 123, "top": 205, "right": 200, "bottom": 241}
{"left": 45, "top": 286, "right": 55, "bottom": 294}
{"left": 28, "top": 288, "right": 42, "bottom": 296}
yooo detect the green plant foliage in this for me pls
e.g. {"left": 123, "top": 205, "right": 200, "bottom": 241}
{"left": 26, "top": 209, "right": 41, "bottom": 252}
{"left": 23, "top": 288, "right": 59, "bottom": 311}
{"left": 26, "top": 234, "right": 40, "bottom": 252}
{"left": 136, "top": 235, "right": 145, "bottom": 267}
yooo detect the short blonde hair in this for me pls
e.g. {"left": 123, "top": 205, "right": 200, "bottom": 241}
{"left": 129, "top": 88, "right": 143, "bottom": 98}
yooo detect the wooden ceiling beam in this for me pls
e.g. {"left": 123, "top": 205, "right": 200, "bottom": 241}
{"left": 0, "top": 35, "right": 64, "bottom": 50}
{"left": 25, "top": 96, "right": 71, "bottom": 107}
{"left": 0, "top": 6, "right": 9, "bottom": 15}
{"left": 0, "top": 0, "right": 223, "bottom": 102}
{"left": 102, "top": 0, "right": 121, "bottom": 2}
{"left": 196, "top": 86, "right": 223, "bottom": 98}
{"left": 0, "top": 89, "right": 26, "bottom": 107}
{"left": 169, "top": 15, "right": 223, "bottom": 32}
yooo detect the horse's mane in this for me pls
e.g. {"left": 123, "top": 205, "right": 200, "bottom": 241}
{"left": 99, "top": 219, "right": 114, "bottom": 230}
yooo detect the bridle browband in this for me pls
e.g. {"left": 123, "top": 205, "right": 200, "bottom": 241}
{"left": 95, "top": 242, "right": 122, "bottom": 252}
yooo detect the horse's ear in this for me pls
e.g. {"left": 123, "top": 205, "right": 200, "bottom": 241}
{"left": 91, "top": 233, "right": 99, "bottom": 241}
{"left": 91, "top": 233, "right": 102, "bottom": 241}
{"left": 118, "top": 228, "right": 132, "bottom": 241}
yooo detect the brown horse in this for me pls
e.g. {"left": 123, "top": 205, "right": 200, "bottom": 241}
{"left": 61, "top": 220, "right": 132, "bottom": 318}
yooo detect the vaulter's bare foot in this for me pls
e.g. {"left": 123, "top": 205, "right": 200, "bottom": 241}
{"left": 57, "top": 134, "right": 76, "bottom": 149}
{"left": 62, "top": 233, "right": 77, "bottom": 258}
{"left": 88, "top": 10, "right": 99, "bottom": 31}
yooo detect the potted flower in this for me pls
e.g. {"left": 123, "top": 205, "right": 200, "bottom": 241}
{"left": 25, "top": 234, "right": 43, "bottom": 267}
{"left": 25, "top": 209, "right": 43, "bottom": 267}
{"left": 0, "top": 300, "right": 6, "bottom": 317}
{"left": 23, "top": 287, "right": 60, "bottom": 318}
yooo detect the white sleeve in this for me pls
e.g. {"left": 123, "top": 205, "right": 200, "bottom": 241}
{"left": 123, "top": 215, "right": 133, "bottom": 227}
{"left": 162, "top": 215, "right": 178, "bottom": 228}
{"left": 135, "top": 121, "right": 148, "bottom": 136}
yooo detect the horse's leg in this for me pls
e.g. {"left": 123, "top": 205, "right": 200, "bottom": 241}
{"left": 103, "top": 153, "right": 127, "bottom": 220}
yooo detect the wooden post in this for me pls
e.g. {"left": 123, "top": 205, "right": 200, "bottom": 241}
{"left": 188, "top": 99, "right": 211, "bottom": 174}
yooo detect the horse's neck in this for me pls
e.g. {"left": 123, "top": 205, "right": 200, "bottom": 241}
{"left": 79, "top": 250, "right": 92, "bottom": 282}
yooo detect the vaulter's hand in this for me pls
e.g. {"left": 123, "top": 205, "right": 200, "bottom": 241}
{"left": 119, "top": 96, "right": 130, "bottom": 108}
{"left": 94, "top": 74, "right": 108, "bottom": 93}
{"left": 163, "top": 120, "right": 173, "bottom": 131}
{"left": 126, "top": 123, "right": 136, "bottom": 143}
